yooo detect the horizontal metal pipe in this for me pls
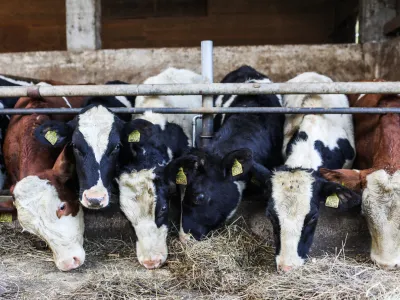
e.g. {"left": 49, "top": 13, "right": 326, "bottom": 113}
{"left": 0, "top": 107, "right": 400, "bottom": 115}
{"left": 1, "top": 82, "right": 400, "bottom": 97}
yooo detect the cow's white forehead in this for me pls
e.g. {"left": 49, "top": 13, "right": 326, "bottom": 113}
{"left": 13, "top": 176, "right": 84, "bottom": 245}
{"left": 272, "top": 170, "right": 314, "bottom": 217}
{"left": 78, "top": 106, "right": 114, "bottom": 163}
{"left": 271, "top": 170, "right": 313, "bottom": 267}
{"left": 118, "top": 169, "right": 157, "bottom": 225}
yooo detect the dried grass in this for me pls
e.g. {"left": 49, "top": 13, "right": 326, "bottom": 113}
{"left": 1, "top": 219, "right": 400, "bottom": 300}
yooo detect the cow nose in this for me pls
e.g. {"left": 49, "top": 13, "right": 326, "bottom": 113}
{"left": 60, "top": 256, "right": 81, "bottom": 271}
{"left": 84, "top": 193, "right": 107, "bottom": 208}
{"left": 142, "top": 258, "right": 162, "bottom": 270}
{"left": 277, "top": 265, "right": 293, "bottom": 273}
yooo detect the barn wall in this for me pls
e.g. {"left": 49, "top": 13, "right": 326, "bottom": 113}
{"left": 377, "top": 37, "right": 400, "bottom": 80}
{"left": 0, "top": 43, "right": 377, "bottom": 84}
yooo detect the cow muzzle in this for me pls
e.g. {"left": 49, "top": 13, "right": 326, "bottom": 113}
{"left": 54, "top": 247, "right": 85, "bottom": 271}
{"left": 81, "top": 190, "right": 109, "bottom": 209}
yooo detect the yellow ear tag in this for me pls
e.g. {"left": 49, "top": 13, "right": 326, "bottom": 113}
{"left": 176, "top": 167, "right": 187, "bottom": 185}
{"left": 231, "top": 159, "right": 243, "bottom": 177}
{"left": 128, "top": 130, "right": 140, "bottom": 143}
{"left": 325, "top": 193, "right": 340, "bottom": 208}
{"left": 0, "top": 213, "right": 12, "bottom": 223}
{"left": 45, "top": 130, "right": 58, "bottom": 146}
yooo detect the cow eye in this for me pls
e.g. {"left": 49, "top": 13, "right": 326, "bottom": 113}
{"left": 193, "top": 193, "right": 207, "bottom": 205}
{"left": 110, "top": 144, "right": 120, "bottom": 155}
{"left": 73, "top": 146, "right": 84, "bottom": 157}
{"left": 307, "top": 214, "right": 318, "bottom": 225}
{"left": 113, "top": 144, "right": 120, "bottom": 152}
{"left": 59, "top": 203, "right": 66, "bottom": 211}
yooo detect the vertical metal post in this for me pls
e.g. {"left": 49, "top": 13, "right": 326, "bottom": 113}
{"left": 200, "top": 40, "right": 214, "bottom": 148}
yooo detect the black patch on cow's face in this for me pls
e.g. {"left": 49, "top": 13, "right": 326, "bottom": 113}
{"left": 314, "top": 138, "right": 355, "bottom": 169}
{"left": 154, "top": 171, "right": 169, "bottom": 228}
{"left": 286, "top": 130, "right": 308, "bottom": 157}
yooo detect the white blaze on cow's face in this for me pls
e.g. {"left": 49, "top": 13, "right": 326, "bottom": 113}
{"left": 13, "top": 176, "right": 85, "bottom": 271}
{"left": 269, "top": 169, "right": 314, "bottom": 271}
{"left": 76, "top": 105, "right": 115, "bottom": 209}
{"left": 118, "top": 169, "right": 168, "bottom": 269}
{"left": 362, "top": 170, "right": 400, "bottom": 269}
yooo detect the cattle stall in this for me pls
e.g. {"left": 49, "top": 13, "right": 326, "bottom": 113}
{"left": 1, "top": 0, "right": 400, "bottom": 298}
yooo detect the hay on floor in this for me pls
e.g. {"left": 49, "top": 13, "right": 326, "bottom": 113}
{"left": 1, "top": 219, "right": 400, "bottom": 299}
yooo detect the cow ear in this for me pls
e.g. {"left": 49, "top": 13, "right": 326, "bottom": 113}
{"left": 53, "top": 146, "right": 75, "bottom": 183}
{"left": 122, "top": 119, "right": 156, "bottom": 145}
{"left": 319, "top": 168, "right": 362, "bottom": 192}
{"left": 249, "top": 162, "right": 272, "bottom": 187}
{"left": 319, "top": 178, "right": 362, "bottom": 211}
{"left": 165, "top": 155, "right": 200, "bottom": 186}
{"left": 35, "top": 120, "right": 74, "bottom": 148}
{"left": 221, "top": 148, "right": 253, "bottom": 180}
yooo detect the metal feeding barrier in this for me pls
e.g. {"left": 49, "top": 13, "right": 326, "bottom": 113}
{"left": 0, "top": 40, "right": 400, "bottom": 201}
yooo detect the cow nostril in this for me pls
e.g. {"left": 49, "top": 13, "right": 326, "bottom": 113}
{"left": 72, "top": 256, "right": 80, "bottom": 266}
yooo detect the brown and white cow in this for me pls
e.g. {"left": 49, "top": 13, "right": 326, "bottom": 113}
{"left": 321, "top": 82, "right": 400, "bottom": 269}
{"left": 4, "top": 95, "right": 86, "bottom": 271}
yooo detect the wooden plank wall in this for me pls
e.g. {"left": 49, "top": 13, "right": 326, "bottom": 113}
{"left": 0, "top": 0, "right": 358, "bottom": 53}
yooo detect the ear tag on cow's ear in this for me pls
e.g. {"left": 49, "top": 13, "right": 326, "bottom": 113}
{"left": 231, "top": 159, "right": 243, "bottom": 177}
{"left": 325, "top": 193, "right": 340, "bottom": 208}
{"left": 0, "top": 213, "right": 12, "bottom": 223}
{"left": 128, "top": 130, "right": 140, "bottom": 143}
{"left": 45, "top": 130, "right": 58, "bottom": 146}
{"left": 176, "top": 167, "right": 187, "bottom": 185}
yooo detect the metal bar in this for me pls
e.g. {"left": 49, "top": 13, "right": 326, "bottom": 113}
{"left": 0, "top": 107, "right": 400, "bottom": 115}
{"left": 192, "top": 115, "right": 202, "bottom": 147}
{"left": 2, "top": 82, "right": 400, "bottom": 97}
{"left": 201, "top": 40, "right": 214, "bottom": 147}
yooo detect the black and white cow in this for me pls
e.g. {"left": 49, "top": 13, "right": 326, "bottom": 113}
{"left": 166, "top": 65, "right": 284, "bottom": 241}
{"left": 261, "top": 72, "right": 359, "bottom": 272}
{"left": 34, "top": 80, "right": 136, "bottom": 210}
{"left": 117, "top": 67, "right": 205, "bottom": 269}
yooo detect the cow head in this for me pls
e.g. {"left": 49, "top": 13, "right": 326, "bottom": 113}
{"left": 117, "top": 119, "right": 175, "bottom": 269}
{"left": 11, "top": 146, "right": 85, "bottom": 271}
{"left": 264, "top": 166, "right": 361, "bottom": 272}
{"left": 166, "top": 148, "right": 257, "bottom": 241}
{"left": 321, "top": 168, "right": 400, "bottom": 269}
{"left": 35, "top": 104, "right": 131, "bottom": 209}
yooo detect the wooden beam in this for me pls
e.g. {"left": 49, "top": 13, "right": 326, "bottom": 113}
{"left": 66, "top": 0, "right": 101, "bottom": 51}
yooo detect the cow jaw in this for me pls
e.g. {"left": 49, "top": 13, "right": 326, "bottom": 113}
{"left": 271, "top": 170, "right": 313, "bottom": 271}
{"left": 363, "top": 170, "right": 400, "bottom": 269}
{"left": 118, "top": 169, "right": 168, "bottom": 269}
{"left": 77, "top": 105, "right": 114, "bottom": 209}
{"left": 13, "top": 176, "right": 85, "bottom": 271}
